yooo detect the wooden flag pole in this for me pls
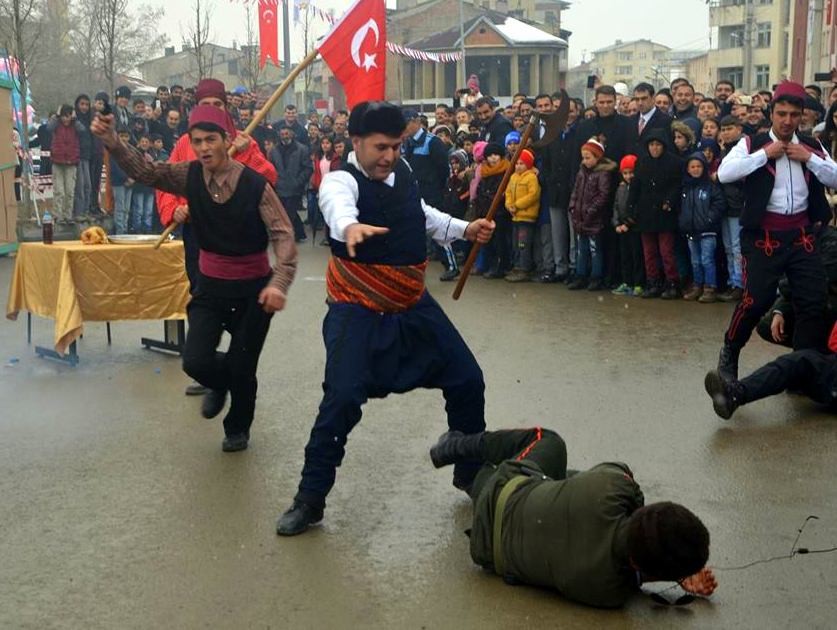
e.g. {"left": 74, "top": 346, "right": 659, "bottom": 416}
{"left": 154, "top": 49, "right": 321, "bottom": 249}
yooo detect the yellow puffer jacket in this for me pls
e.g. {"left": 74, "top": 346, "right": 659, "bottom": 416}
{"left": 505, "top": 169, "right": 541, "bottom": 223}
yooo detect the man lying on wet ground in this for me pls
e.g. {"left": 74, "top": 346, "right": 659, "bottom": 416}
{"left": 705, "top": 318, "right": 837, "bottom": 420}
{"left": 430, "top": 427, "right": 718, "bottom": 608}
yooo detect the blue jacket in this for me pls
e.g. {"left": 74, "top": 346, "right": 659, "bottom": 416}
{"left": 679, "top": 153, "right": 725, "bottom": 235}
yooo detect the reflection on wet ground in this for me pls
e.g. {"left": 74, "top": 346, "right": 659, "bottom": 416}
{"left": 0, "top": 249, "right": 835, "bottom": 628}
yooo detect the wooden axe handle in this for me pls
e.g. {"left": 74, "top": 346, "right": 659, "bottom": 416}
{"left": 153, "top": 222, "right": 178, "bottom": 249}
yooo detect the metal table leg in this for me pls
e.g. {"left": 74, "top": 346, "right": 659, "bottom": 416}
{"left": 35, "top": 340, "right": 79, "bottom": 366}
{"left": 141, "top": 320, "right": 185, "bottom": 355}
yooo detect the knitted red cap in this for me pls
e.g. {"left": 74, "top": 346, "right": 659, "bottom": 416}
{"left": 581, "top": 137, "right": 605, "bottom": 159}
{"left": 620, "top": 154, "right": 638, "bottom": 171}
{"left": 518, "top": 149, "right": 535, "bottom": 169}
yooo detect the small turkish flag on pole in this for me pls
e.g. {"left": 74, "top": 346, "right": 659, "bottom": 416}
{"left": 259, "top": 0, "right": 279, "bottom": 69}
{"left": 317, "top": 0, "right": 386, "bottom": 108}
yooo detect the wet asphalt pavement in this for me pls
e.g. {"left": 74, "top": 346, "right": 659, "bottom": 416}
{"left": 1, "top": 245, "right": 835, "bottom": 629}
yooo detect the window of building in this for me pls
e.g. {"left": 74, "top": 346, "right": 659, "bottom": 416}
{"left": 228, "top": 59, "right": 239, "bottom": 75}
{"left": 755, "top": 64, "right": 770, "bottom": 88}
{"left": 616, "top": 65, "right": 632, "bottom": 75}
{"left": 618, "top": 52, "right": 633, "bottom": 61}
{"left": 720, "top": 25, "right": 745, "bottom": 48}
{"left": 719, "top": 66, "right": 743, "bottom": 88}
{"left": 756, "top": 23, "right": 771, "bottom": 48}
{"left": 639, "top": 52, "right": 647, "bottom": 59}
{"left": 653, "top": 51, "right": 666, "bottom": 60}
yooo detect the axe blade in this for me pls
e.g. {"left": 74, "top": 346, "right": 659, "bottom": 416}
{"left": 530, "top": 89, "right": 570, "bottom": 149}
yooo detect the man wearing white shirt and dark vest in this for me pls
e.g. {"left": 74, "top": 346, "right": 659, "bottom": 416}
{"left": 277, "top": 101, "right": 496, "bottom": 536}
{"left": 715, "top": 81, "right": 837, "bottom": 382}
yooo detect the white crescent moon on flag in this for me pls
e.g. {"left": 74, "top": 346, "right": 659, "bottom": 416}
{"left": 262, "top": 9, "right": 274, "bottom": 23}
{"left": 350, "top": 18, "right": 380, "bottom": 68}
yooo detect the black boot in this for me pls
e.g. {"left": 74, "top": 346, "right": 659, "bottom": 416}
{"left": 201, "top": 389, "right": 227, "bottom": 419}
{"left": 660, "top": 281, "right": 679, "bottom": 300}
{"left": 704, "top": 370, "right": 745, "bottom": 420}
{"left": 717, "top": 344, "right": 740, "bottom": 383}
{"left": 642, "top": 281, "right": 663, "bottom": 298}
{"left": 429, "top": 431, "right": 486, "bottom": 468}
{"left": 276, "top": 500, "right": 324, "bottom": 536}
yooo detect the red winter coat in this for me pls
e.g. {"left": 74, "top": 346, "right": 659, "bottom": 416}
{"left": 51, "top": 122, "right": 81, "bottom": 165}
{"left": 569, "top": 158, "right": 617, "bottom": 236}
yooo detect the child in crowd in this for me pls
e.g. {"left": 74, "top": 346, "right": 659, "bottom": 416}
{"left": 263, "top": 129, "right": 277, "bottom": 157}
{"left": 130, "top": 133, "right": 156, "bottom": 234}
{"left": 332, "top": 136, "right": 348, "bottom": 167}
{"left": 505, "top": 131, "right": 520, "bottom": 161}
{"left": 312, "top": 135, "right": 343, "bottom": 246}
{"left": 567, "top": 138, "right": 617, "bottom": 291}
{"left": 612, "top": 155, "right": 645, "bottom": 296}
{"left": 150, "top": 133, "right": 169, "bottom": 162}
{"left": 505, "top": 149, "right": 541, "bottom": 282}
{"left": 110, "top": 125, "right": 134, "bottom": 234}
{"left": 671, "top": 121, "right": 696, "bottom": 159}
{"left": 460, "top": 133, "right": 477, "bottom": 160}
{"left": 696, "top": 138, "right": 721, "bottom": 179}
{"left": 439, "top": 149, "right": 472, "bottom": 281}
{"left": 628, "top": 129, "right": 683, "bottom": 299}
{"left": 701, "top": 118, "right": 720, "bottom": 141}
{"left": 679, "top": 153, "right": 725, "bottom": 303}
{"left": 476, "top": 143, "right": 511, "bottom": 279}
{"left": 716, "top": 115, "right": 745, "bottom": 302}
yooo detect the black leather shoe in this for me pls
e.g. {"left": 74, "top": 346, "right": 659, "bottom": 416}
{"left": 201, "top": 389, "right": 227, "bottom": 419}
{"left": 222, "top": 433, "right": 249, "bottom": 452}
{"left": 704, "top": 370, "right": 743, "bottom": 420}
{"left": 717, "top": 344, "right": 740, "bottom": 383}
{"left": 567, "top": 277, "right": 587, "bottom": 290}
{"left": 185, "top": 380, "right": 208, "bottom": 396}
{"left": 276, "top": 501, "right": 324, "bottom": 536}
{"left": 660, "top": 282, "right": 679, "bottom": 300}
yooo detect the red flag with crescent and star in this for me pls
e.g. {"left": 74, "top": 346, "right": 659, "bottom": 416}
{"left": 258, "top": 0, "right": 279, "bottom": 69}
{"left": 317, "top": 0, "right": 386, "bottom": 108}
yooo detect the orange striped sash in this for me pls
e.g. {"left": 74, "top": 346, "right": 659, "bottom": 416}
{"left": 326, "top": 256, "right": 428, "bottom": 313}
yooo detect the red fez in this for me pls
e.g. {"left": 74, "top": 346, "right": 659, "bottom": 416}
{"left": 195, "top": 79, "right": 227, "bottom": 105}
{"left": 188, "top": 104, "right": 232, "bottom": 136}
{"left": 773, "top": 80, "right": 807, "bottom": 103}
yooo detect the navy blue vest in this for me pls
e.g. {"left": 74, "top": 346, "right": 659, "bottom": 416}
{"left": 741, "top": 133, "right": 831, "bottom": 229}
{"left": 330, "top": 159, "right": 427, "bottom": 265}
{"left": 185, "top": 160, "right": 268, "bottom": 256}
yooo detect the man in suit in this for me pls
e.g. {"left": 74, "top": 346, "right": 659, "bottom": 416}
{"left": 628, "top": 82, "right": 672, "bottom": 155}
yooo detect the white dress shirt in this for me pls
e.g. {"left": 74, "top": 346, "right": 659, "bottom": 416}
{"left": 717, "top": 130, "right": 837, "bottom": 216}
{"left": 319, "top": 151, "right": 469, "bottom": 244}
{"left": 638, "top": 108, "right": 656, "bottom": 130}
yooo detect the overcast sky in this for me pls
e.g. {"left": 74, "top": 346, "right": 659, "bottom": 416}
{"left": 142, "top": 0, "right": 711, "bottom": 68}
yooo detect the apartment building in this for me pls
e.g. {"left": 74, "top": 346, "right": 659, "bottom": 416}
{"left": 707, "top": 0, "right": 790, "bottom": 92}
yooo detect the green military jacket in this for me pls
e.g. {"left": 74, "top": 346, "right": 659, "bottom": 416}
{"left": 470, "top": 460, "right": 645, "bottom": 608}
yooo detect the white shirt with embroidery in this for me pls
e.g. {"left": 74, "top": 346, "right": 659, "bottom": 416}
{"left": 318, "top": 151, "right": 469, "bottom": 244}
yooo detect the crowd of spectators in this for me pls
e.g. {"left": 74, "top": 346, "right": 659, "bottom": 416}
{"left": 28, "top": 73, "right": 837, "bottom": 307}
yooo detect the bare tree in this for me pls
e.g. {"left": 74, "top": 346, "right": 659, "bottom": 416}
{"left": 241, "top": 1, "right": 261, "bottom": 92}
{"left": 93, "top": 0, "right": 167, "bottom": 93}
{"left": 183, "top": 0, "right": 215, "bottom": 83}
{"left": 0, "top": 0, "right": 43, "bottom": 140}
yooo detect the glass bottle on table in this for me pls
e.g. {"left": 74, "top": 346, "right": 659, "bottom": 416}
{"left": 42, "top": 211, "right": 53, "bottom": 245}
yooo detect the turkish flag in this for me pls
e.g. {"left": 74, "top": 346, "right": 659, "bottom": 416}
{"left": 259, "top": 0, "right": 279, "bottom": 69}
{"left": 317, "top": 0, "right": 386, "bottom": 108}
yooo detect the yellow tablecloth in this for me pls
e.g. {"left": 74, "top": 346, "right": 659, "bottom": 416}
{"left": 6, "top": 241, "right": 189, "bottom": 354}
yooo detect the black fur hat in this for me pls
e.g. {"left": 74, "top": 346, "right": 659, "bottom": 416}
{"left": 348, "top": 101, "right": 406, "bottom": 138}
